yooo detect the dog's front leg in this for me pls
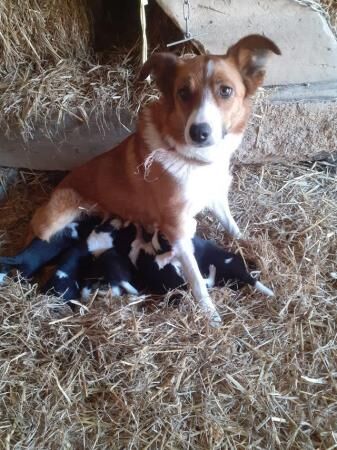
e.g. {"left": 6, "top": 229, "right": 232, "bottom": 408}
{"left": 173, "top": 237, "right": 222, "bottom": 326}
{"left": 210, "top": 198, "right": 241, "bottom": 239}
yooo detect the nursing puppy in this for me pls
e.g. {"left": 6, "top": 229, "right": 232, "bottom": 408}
{"left": 0, "top": 215, "right": 100, "bottom": 284}
{"left": 30, "top": 35, "right": 280, "bottom": 324}
{"left": 41, "top": 243, "right": 90, "bottom": 302}
{"left": 133, "top": 229, "right": 274, "bottom": 297}
{"left": 43, "top": 219, "right": 138, "bottom": 301}
{"left": 81, "top": 220, "right": 139, "bottom": 300}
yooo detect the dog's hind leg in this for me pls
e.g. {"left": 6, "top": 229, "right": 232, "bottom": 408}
{"left": 31, "top": 188, "right": 93, "bottom": 241}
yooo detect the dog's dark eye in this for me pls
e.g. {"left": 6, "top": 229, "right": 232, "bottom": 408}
{"left": 219, "top": 85, "right": 233, "bottom": 98}
{"left": 177, "top": 87, "right": 191, "bottom": 102}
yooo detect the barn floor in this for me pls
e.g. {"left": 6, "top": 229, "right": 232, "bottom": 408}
{"left": 0, "top": 161, "right": 336, "bottom": 449}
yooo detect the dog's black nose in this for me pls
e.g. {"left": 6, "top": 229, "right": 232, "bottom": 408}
{"left": 189, "top": 123, "right": 212, "bottom": 144}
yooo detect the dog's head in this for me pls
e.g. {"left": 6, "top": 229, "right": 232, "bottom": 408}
{"left": 139, "top": 35, "right": 280, "bottom": 161}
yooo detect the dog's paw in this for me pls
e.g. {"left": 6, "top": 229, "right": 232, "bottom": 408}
{"left": 232, "top": 230, "right": 242, "bottom": 239}
{"left": 228, "top": 226, "right": 242, "bottom": 239}
{"left": 225, "top": 222, "right": 242, "bottom": 239}
{"left": 199, "top": 296, "right": 222, "bottom": 327}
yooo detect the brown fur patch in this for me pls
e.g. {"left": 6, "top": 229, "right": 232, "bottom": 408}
{"left": 31, "top": 188, "right": 87, "bottom": 241}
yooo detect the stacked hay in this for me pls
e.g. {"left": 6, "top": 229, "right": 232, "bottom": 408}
{"left": 0, "top": 0, "right": 136, "bottom": 140}
{"left": 0, "top": 161, "right": 336, "bottom": 448}
{"left": 0, "top": 0, "right": 335, "bottom": 144}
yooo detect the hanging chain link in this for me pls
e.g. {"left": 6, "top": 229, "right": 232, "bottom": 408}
{"left": 167, "top": 0, "right": 193, "bottom": 47}
{"left": 183, "top": 0, "right": 191, "bottom": 39}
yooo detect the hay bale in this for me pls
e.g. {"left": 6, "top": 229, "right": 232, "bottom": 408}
{"left": 0, "top": 0, "right": 91, "bottom": 68}
{"left": 0, "top": 0, "right": 138, "bottom": 140}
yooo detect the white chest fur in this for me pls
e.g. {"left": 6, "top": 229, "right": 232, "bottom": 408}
{"left": 154, "top": 133, "right": 243, "bottom": 217}
{"left": 182, "top": 161, "right": 229, "bottom": 216}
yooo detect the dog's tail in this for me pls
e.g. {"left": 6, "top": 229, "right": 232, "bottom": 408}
{"left": 31, "top": 188, "right": 89, "bottom": 242}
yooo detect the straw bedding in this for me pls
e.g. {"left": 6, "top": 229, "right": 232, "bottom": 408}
{"left": 0, "top": 160, "right": 336, "bottom": 449}
{"left": 0, "top": 1, "right": 336, "bottom": 448}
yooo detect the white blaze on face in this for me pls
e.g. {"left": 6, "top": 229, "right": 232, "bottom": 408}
{"left": 184, "top": 60, "right": 223, "bottom": 147}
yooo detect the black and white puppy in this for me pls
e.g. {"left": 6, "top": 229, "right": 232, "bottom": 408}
{"left": 130, "top": 228, "right": 274, "bottom": 296}
{"left": 130, "top": 226, "right": 184, "bottom": 295}
{"left": 44, "top": 219, "right": 138, "bottom": 301}
{"left": 192, "top": 237, "right": 274, "bottom": 295}
{"left": 0, "top": 215, "right": 101, "bottom": 284}
{"left": 1, "top": 214, "right": 273, "bottom": 301}
{"left": 80, "top": 219, "right": 139, "bottom": 300}
{"left": 41, "top": 242, "right": 91, "bottom": 301}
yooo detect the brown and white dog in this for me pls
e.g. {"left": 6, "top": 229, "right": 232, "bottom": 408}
{"left": 31, "top": 35, "right": 280, "bottom": 324}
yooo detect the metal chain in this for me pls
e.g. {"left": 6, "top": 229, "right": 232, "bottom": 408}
{"left": 183, "top": 0, "right": 191, "bottom": 39}
{"left": 166, "top": 0, "right": 193, "bottom": 47}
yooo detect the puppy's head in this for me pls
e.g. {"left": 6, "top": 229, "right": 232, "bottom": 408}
{"left": 140, "top": 35, "right": 280, "bottom": 160}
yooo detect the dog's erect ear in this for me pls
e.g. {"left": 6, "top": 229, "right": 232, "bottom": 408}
{"left": 226, "top": 34, "right": 281, "bottom": 95}
{"left": 138, "top": 52, "right": 178, "bottom": 100}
